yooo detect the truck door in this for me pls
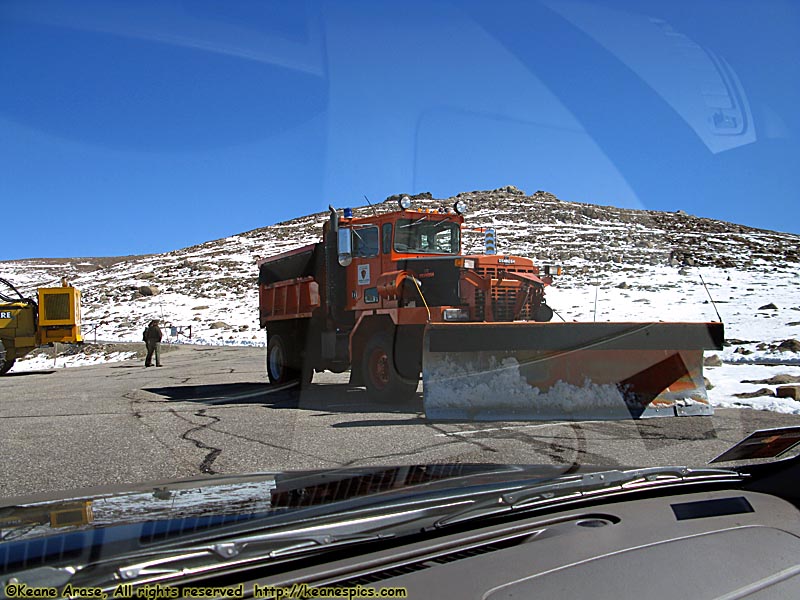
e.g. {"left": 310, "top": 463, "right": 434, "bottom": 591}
{"left": 347, "top": 225, "right": 382, "bottom": 310}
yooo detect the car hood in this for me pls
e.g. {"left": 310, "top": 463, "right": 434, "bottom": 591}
{"left": 1, "top": 463, "right": 596, "bottom": 543}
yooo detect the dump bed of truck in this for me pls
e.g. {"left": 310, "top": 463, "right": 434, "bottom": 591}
{"left": 258, "top": 243, "right": 320, "bottom": 285}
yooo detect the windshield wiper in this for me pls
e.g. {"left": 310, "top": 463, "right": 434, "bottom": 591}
{"left": 433, "top": 466, "right": 744, "bottom": 527}
{"left": 5, "top": 498, "right": 475, "bottom": 591}
{"left": 399, "top": 215, "right": 429, "bottom": 228}
{"left": 432, "top": 216, "right": 455, "bottom": 229}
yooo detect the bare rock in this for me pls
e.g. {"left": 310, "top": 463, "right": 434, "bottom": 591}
{"left": 726, "top": 338, "right": 757, "bottom": 346}
{"left": 778, "top": 339, "right": 800, "bottom": 352}
{"left": 703, "top": 354, "right": 723, "bottom": 367}
{"left": 209, "top": 321, "right": 230, "bottom": 329}
{"left": 501, "top": 185, "right": 526, "bottom": 195}
{"left": 758, "top": 303, "right": 778, "bottom": 310}
{"left": 742, "top": 374, "right": 800, "bottom": 385}
{"left": 777, "top": 386, "right": 800, "bottom": 400}
{"left": 734, "top": 388, "right": 775, "bottom": 399}
{"left": 138, "top": 285, "right": 159, "bottom": 296}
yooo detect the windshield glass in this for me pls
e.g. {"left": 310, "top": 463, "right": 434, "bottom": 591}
{"left": 1, "top": 0, "right": 800, "bottom": 576}
{"left": 395, "top": 218, "right": 460, "bottom": 254}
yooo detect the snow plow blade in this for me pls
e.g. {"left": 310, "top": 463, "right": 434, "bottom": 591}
{"left": 422, "top": 322, "right": 724, "bottom": 421}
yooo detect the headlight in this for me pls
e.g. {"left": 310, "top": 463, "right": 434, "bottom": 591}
{"left": 453, "top": 200, "right": 467, "bottom": 215}
{"left": 463, "top": 258, "right": 475, "bottom": 269}
{"left": 399, "top": 196, "right": 412, "bottom": 210}
{"left": 443, "top": 308, "right": 470, "bottom": 321}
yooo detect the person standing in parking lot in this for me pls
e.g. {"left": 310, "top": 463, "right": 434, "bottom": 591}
{"left": 143, "top": 320, "right": 163, "bottom": 367}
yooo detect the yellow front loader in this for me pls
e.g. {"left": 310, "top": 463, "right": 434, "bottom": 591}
{"left": 0, "top": 278, "right": 82, "bottom": 375}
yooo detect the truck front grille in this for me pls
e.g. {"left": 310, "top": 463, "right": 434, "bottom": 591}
{"left": 476, "top": 266, "right": 538, "bottom": 322}
{"left": 43, "top": 293, "right": 71, "bottom": 321}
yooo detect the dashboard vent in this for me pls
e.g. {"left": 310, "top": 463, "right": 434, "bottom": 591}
{"left": 671, "top": 496, "right": 754, "bottom": 521}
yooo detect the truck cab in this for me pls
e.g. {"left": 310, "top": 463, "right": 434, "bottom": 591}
{"left": 257, "top": 198, "right": 555, "bottom": 401}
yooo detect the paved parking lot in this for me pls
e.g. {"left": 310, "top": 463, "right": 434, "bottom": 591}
{"left": 2, "top": 344, "right": 798, "bottom": 499}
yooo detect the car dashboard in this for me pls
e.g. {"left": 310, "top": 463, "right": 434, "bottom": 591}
{"left": 237, "top": 488, "right": 800, "bottom": 599}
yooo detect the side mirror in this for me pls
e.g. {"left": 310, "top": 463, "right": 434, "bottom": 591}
{"left": 337, "top": 227, "right": 353, "bottom": 266}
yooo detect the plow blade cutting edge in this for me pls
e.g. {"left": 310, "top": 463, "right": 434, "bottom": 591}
{"left": 421, "top": 322, "right": 724, "bottom": 421}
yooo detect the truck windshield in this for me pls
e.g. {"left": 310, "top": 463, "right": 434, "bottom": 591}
{"left": 394, "top": 218, "right": 460, "bottom": 254}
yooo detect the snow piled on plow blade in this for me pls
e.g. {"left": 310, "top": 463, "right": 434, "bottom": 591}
{"left": 422, "top": 322, "right": 724, "bottom": 421}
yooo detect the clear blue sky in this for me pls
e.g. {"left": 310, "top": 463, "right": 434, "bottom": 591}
{"left": 1, "top": 0, "right": 798, "bottom": 260}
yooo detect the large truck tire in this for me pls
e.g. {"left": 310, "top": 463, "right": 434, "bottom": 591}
{"left": 266, "top": 333, "right": 300, "bottom": 385}
{"left": 0, "top": 339, "right": 12, "bottom": 375}
{"left": 362, "top": 331, "right": 419, "bottom": 403}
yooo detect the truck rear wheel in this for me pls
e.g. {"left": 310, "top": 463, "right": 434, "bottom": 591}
{"left": 362, "top": 332, "right": 419, "bottom": 403}
{"left": 266, "top": 334, "right": 300, "bottom": 385}
{"left": 0, "top": 340, "right": 12, "bottom": 375}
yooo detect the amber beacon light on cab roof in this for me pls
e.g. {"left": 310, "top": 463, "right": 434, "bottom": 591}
{"left": 257, "top": 197, "right": 723, "bottom": 421}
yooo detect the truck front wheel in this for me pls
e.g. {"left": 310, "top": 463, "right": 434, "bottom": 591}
{"left": 362, "top": 332, "right": 418, "bottom": 403}
{"left": 0, "top": 359, "right": 14, "bottom": 376}
{"left": 266, "top": 334, "right": 299, "bottom": 385}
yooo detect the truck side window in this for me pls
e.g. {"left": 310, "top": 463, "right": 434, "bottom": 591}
{"left": 353, "top": 226, "right": 379, "bottom": 257}
{"left": 382, "top": 223, "right": 392, "bottom": 255}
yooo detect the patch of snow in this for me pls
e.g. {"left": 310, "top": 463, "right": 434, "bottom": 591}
{"left": 12, "top": 351, "right": 136, "bottom": 372}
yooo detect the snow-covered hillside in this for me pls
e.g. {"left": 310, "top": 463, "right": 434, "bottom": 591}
{"left": 3, "top": 187, "right": 800, "bottom": 412}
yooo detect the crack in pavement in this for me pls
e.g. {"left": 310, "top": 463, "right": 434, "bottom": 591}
{"left": 338, "top": 436, "right": 474, "bottom": 467}
{"left": 170, "top": 408, "right": 222, "bottom": 474}
{"left": 423, "top": 420, "right": 500, "bottom": 454}
{"left": 184, "top": 414, "right": 344, "bottom": 467}
{"left": 339, "top": 417, "right": 494, "bottom": 466}
{"left": 123, "top": 392, "right": 198, "bottom": 472}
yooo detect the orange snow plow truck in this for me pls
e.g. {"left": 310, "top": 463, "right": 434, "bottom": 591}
{"left": 257, "top": 197, "right": 723, "bottom": 421}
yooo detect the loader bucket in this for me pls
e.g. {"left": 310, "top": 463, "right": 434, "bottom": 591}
{"left": 422, "top": 322, "right": 724, "bottom": 421}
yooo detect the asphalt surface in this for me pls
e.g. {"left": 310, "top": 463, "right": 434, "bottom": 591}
{"left": 2, "top": 344, "right": 799, "bottom": 499}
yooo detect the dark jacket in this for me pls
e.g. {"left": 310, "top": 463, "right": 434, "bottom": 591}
{"left": 143, "top": 321, "right": 163, "bottom": 344}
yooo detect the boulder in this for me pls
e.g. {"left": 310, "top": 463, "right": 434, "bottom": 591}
{"left": 776, "top": 386, "right": 800, "bottom": 400}
{"left": 778, "top": 339, "right": 800, "bottom": 352}
{"left": 209, "top": 321, "right": 230, "bottom": 329}
{"left": 742, "top": 374, "right": 800, "bottom": 385}
{"left": 703, "top": 354, "right": 722, "bottom": 367}
{"left": 502, "top": 185, "right": 526, "bottom": 195}
{"left": 733, "top": 388, "right": 775, "bottom": 399}
{"left": 138, "top": 285, "right": 159, "bottom": 296}
{"left": 758, "top": 303, "right": 778, "bottom": 310}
